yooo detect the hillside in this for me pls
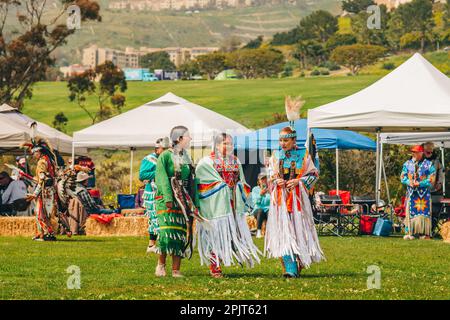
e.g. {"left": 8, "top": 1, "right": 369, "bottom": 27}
{"left": 48, "top": 0, "right": 341, "bottom": 64}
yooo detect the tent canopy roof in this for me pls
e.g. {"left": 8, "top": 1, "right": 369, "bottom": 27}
{"left": 308, "top": 53, "right": 450, "bottom": 132}
{"left": 0, "top": 104, "right": 83, "bottom": 155}
{"left": 381, "top": 132, "right": 450, "bottom": 148}
{"left": 234, "top": 119, "right": 376, "bottom": 151}
{"left": 73, "top": 92, "right": 250, "bottom": 149}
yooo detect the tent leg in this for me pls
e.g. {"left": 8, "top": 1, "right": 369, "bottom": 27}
{"left": 382, "top": 156, "right": 391, "bottom": 220}
{"left": 441, "top": 147, "right": 446, "bottom": 197}
{"left": 336, "top": 148, "right": 339, "bottom": 194}
{"left": 71, "top": 143, "right": 75, "bottom": 169}
{"left": 130, "top": 148, "right": 134, "bottom": 194}
{"left": 375, "top": 131, "right": 381, "bottom": 209}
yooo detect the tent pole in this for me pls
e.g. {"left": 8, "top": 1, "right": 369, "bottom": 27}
{"left": 130, "top": 148, "right": 134, "bottom": 194}
{"left": 382, "top": 156, "right": 392, "bottom": 220}
{"left": 71, "top": 143, "right": 75, "bottom": 169}
{"left": 336, "top": 148, "right": 339, "bottom": 194}
{"left": 375, "top": 130, "right": 381, "bottom": 209}
{"left": 441, "top": 146, "right": 446, "bottom": 197}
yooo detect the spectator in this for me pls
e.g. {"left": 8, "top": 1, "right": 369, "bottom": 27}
{"left": 423, "top": 142, "right": 444, "bottom": 194}
{"left": 251, "top": 172, "right": 270, "bottom": 238}
{"left": 0, "top": 171, "right": 28, "bottom": 216}
{"left": 73, "top": 172, "right": 117, "bottom": 215}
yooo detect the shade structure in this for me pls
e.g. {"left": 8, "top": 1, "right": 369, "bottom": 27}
{"left": 0, "top": 114, "right": 31, "bottom": 152}
{"left": 73, "top": 92, "right": 250, "bottom": 149}
{"left": 381, "top": 132, "right": 450, "bottom": 148}
{"left": 307, "top": 52, "right": 450, "bottom": 207}
{"left": 233, "top": 119, "right": 376, "bottom": 151}
{"left": 307, "top": 53, "right": 450, "bottom": 132}
{"left": 0, "top": 103, "right": 84, "bottom": 155}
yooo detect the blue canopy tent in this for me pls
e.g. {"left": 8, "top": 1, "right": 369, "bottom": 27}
{"left": 233, "top": 119, "right": 376, "bottom": 190}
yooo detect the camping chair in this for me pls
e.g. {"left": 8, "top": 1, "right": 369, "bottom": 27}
{"left": 433, "top": 197, "right": 450, "bottom": 237}
{"left": 313, "top": 194, "right": 342, "bottom": 236}
{"left": 328, "top": 190, "right": 360, "bottom": 236}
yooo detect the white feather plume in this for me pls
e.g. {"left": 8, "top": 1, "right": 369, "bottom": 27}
{"left": 285, "top": 96, "right": 305, "bottom": 122}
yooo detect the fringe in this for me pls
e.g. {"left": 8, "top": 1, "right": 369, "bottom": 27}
{"left": 264, "top": 186, "right": 325, "bottom": 269}
{"left": 196, "top": 213, "right": 261, "bottom": 268}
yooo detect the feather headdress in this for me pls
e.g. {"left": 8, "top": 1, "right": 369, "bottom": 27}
{"left": 21, "top": 136, "right": 57, "bottom": 167}
{"left": 285, "top": 95, "right": 305, "bottom": 129}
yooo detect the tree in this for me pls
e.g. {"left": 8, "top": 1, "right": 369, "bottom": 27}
{"left": 350, "top": 6, "right": 389, "bottom": 46}
{"left": 325, "top": 33, "right": 357, "bottom": 53}
{"left": 396, "top": 0, "right": 434, "bottom": 52}
{"left": 226, "top": 48, "right": 284, "bottom": 79}
{"left": 0, "top": 0, "right": 101, "bottom": 109}
{"left": 298, "top": 10, "right": 339, "bottom": 43}
{"left": 196, "top": 52, "right": 227, "bottom": 80}
{"left": 68, "top": 61, "right": 127, "bottom": 124}
{"left": 178, "top": 60, "right": 200, "bottom": 79}
{"left": 243, "top": 35, "right": 264, "bottom": 49}
{"left": 52, "top": 112, "right": 68, "bottom": 133}
{"left": 293, "top": 40, "right": 326, "bottom": 69}
{"left": 140, "top": 51, "right": 176, "bottom": 71}
{"left": 342, "top": 0, "right": 375, "bottom": 14}
{"left": 330, "top": 44, "right": 386, "bottom": 75}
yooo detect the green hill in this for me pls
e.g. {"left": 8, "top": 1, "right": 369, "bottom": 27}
{"left": 50, "top": 0, "right": 341, "bottom": 64}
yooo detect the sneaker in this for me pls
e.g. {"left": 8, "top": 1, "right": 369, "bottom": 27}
{"left": 155, "top": 264, "right": 166, "bottom": 277}
{"left": 403, "top": 235, "right": 414, "bottom": 240}
{"left": 32, "top": 236, "right": 44, "bottom": 242}
{"left": 256, "top": 230, "right": 263, "bottom": 238}
{"left": 172, "top": 270, "right": 184, "bottom": 278}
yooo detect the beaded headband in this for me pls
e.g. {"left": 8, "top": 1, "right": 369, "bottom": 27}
{"left": 279, "top": 131, "right": 297, "bottom": 139}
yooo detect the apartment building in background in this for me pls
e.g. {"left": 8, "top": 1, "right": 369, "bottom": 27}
{"left": 82, "top": 45, "right": 219, "bottom": 69}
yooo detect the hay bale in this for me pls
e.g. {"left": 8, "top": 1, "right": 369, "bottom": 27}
{"left": 0, "top": 217, "right": 37, "bottom": 236}
{"left": 86, "top": 216, "right": 148, "bottom": 236}
{"left": 440, "top": 221, "right": 450, "bottom": 243}
{"left": 121, "top": 208, "right": 145, "bottom": 216}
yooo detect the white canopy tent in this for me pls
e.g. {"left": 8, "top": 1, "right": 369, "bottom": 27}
{"left": 73, "top": 92, "right": 251, "bottom": 192}
{"left": 308, "top": 53, "right": 450, "bottom": 206}
{"left": 0, "top": 114, "right": 31, "bottom": 152}
{"left": 0, "top": 103, "right": 85, "bottom": 155}
{"left": 381, "top": 132, "right": 450, "bottom": 196}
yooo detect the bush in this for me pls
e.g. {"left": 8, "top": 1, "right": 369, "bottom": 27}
{"left": 382, "top": 62, "right": 396, "bottom": 70}
{"left": 319, "top": 61, "right": 341, "bottom": 71}
{"left": 299, "top": 71, "right": 305, "bottom": 78}
{"left": 310, "top": 69, "right": 321, "bottom": 76}
{"left": 319, "top": 68, "right": 330, "bottom": 75}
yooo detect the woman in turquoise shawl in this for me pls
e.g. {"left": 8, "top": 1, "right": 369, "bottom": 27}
{"left": 195, "top": 133, "right": 261, "bottom": 278}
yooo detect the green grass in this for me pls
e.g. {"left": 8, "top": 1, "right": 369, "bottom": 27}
{"left": 22, "top": 75, "right": 381, "bottom": 134}
{"left": 0, "top": 236, "right": 449, "bottom": 300}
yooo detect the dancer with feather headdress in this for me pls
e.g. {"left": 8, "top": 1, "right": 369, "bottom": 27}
{"left": 264, "top": 96, "right": 325, "bottom": 278}
{"left": 23, "top": 137, "right": 64, "bottom": 241}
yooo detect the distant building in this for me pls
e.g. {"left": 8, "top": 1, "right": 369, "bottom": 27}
{"left": 59, "top": 64, "right": 91, "bottom": 78}
{"left": 83, "top": 45, "right": 219, "bottom": 69}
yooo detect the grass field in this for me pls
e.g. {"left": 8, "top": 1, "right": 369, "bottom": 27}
{"left": 0, "top": 236, "right": 449, "bottom": 300}
{"left": 23, "top": 75, "right": 382, "bottom": 134}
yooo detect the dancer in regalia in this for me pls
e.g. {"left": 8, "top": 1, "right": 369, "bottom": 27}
{"left": 195, "top": 133, "right": 261, "bottom": 278}
{"left": 154, "top": 126, "right": 196, "bottom": 278}
{"left": 265, "top": 96, "right": 325, "bottom": 278}
{"left": 139, "top": 137, "right": 169, "bottom": 253}
{"left": 401, "top": 145, "right": 436, "bottom": 240}
{"left": 24, "top": 138, "right": 61, "bottom": 241}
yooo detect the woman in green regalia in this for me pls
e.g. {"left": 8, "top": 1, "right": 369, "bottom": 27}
{"left": 154, "top": 126, "right": 195, "bottom": 278}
